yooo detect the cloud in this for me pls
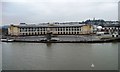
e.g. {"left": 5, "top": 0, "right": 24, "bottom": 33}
{"left": 1, "top": 1, "right": 119, "bottom": 25}
{"left": 1, "top": 0, "right": 120, "bottom": 2}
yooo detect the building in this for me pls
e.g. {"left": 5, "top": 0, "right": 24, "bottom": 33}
{"left": 8, "top": 23, "right": 94, "bottom": 36}
{"left": 84, "top": 19, "right": 105, "bottom": 25}
{"left": 84, "top": 19, "right": 119, "bottom": 26}
{"left": 105, "top": 21, "right": 119, "bottom": 25}
{"left": 103, "top": 25, "right": 120, "bottom": 34}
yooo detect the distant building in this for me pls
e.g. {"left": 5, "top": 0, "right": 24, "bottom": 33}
{"left": 84, "top": 19, "right": 105, "bottom": 25}
{"left": 8, "top": 23, "right": 94, "bottom": 36}
{"left": 103, "top": 25, "right": 120, "bottom": 34}
{"left": 105, "top": 21, "right": 119, "bottom": 25}
{"left": 84, "top": 19, "right": 119, "bottom": 26}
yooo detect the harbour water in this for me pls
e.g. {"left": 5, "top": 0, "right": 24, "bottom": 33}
{"left": 0, "top": 42, "right": 2, "bottom": 71}
{"left": 2, "top": 42, "right": 119, "bottom": 70}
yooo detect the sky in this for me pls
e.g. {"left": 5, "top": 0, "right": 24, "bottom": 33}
{"left": 118, "top": 1, "right": 120, "bottom": 21}
{"left": 0, "top": 0, "right": 120, "bottom": 25}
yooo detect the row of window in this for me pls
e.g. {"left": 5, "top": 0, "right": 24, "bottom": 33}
{"left": 104, "top": 27, "right": 120, "bottom": 30}
{"left": 56, "top": 28, "right": 81, "bottom": 31}
{"left": 20, "top": 31, "right": 81, "bottom": 35}
{"left": 19, "top": 27, "right": 81, "bottom": 32}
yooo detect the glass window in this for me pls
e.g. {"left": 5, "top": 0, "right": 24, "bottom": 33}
{"left": 66, "top": 28, "right": 68, "bottom": 31}
{"left": 72, "top": 27, "right": 73, "bottom": 31}
{"left": 61, "top": 28, "right": 62, "bottom": 31}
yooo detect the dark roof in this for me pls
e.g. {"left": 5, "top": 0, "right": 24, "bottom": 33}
{"left": 10, "top": 24, "right": 87, "bottom": 28}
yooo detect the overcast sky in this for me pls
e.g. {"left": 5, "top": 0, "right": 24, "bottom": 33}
{"left": 1, "top": 0, "right": 120, "bottom": 25}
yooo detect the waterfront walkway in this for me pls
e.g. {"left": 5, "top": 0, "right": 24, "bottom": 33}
{"left": 8, "top": 35, "right": 101, "bottom": 41}
{"left": 1, "top": 34, "right": 119, "bottom": 43}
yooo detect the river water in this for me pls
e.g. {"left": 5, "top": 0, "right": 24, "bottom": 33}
{"left": 1, "top": 42, "right": 119, "bottom": 70}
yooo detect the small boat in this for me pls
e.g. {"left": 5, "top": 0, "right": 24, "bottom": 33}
{"left": 51, "top": 38, "right": 59, "bottom": 41}
{"left": 7, "top": 39, "right": 14, "bottom": 41}
{"left": 1, "top": 39, "right": 14, "bottom": 42}
{"left": 0, "top": 39, "right": 7, "bottom": 41}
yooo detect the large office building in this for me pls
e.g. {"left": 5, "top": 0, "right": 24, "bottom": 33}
{"left": 8, "top": 23, "right": 94, "bottom": 36}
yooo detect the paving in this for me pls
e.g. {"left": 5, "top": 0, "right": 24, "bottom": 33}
{"left": 6, "top": 35, "right": 104, "bottom": 41}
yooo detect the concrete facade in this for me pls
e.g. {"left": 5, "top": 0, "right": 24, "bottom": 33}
{"left": 8, "top": 25, "right": 20, "bottom": 36}
{"left": 8, "top": 24, "right": 94, "bottom": 36}
{"left": 103, "top": 26, "right": 120, "bottom": 34}
{"left": 81, "top": 24, "right": 93, "bottom": 34}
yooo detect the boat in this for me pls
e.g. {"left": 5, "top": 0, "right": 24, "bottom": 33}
{"left": 0, "top": 39, "right": 7, "bottom": 41}
{"left": 1, "top": 39, "right": 14, "bottom": 42}
{"left": 7, "top": 39, "right": 14, "bottom": 41}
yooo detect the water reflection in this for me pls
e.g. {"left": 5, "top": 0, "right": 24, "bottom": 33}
{"left": 46, "top": 43, "right": 52, "bottom": 48}
{"left": 0, "top": 42, "right": 2, "bottom": 71}
{"left": 2, "top": 42, "right": 118, "bottom": 70}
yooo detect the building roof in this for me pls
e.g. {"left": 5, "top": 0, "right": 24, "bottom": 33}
{"left": 10, "top": 24, "right": 88, "bottom": 28}
{"left": 103, "top": 24, "right": 120, "bottom": 27}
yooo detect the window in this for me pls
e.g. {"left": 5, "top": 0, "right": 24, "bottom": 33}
{"left": 63, "top": 32, "right": 65, "bottom": 34}
{"left": 66, "top": 28, "right": 68, "bottom": 31}
{"left": 60, "top": 28, "right": 62, "bottom": 31}
{"left": 72, "top": 27, "right": 74, "bottom": 31}
{"left": 20, "top": 28, "right": 21, "bottom": 32}
{"left": 40, "top": 28, "right": 42, "bottom": 31}
{"left": 37, "top": 29, "right": 39, "bottom": 31}
{"left": 25, "top": 29, "right": 27, "bottom": 32}
{"left": 69, "top": 27, "right": 71, "bottom": 31}
{"left": 43, "top": 28, "right": 45, "bottom": 31}
{"left": 74, "top": 28, "right": 76, "bottom": 31}
{"left": 77, "top": 28, "right": 79, "bottom": 31}
{"left": 56, "top": 28, "right": 58, "bottom": 31}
